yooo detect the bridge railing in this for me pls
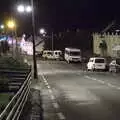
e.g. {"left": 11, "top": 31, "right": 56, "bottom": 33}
{"left": 0, "top": 71, "right": 32, "bottom": 120}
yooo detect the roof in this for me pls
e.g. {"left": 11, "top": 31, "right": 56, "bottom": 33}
{"left": 65, "top": 48, "right": 81, "bottom": 51}
{"left": 90, "top": 57, "right": 105, "bottom": 59}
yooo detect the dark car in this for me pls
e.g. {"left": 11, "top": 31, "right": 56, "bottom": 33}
{"left": 109, "top": 58, "right": 120, "bottom": 73}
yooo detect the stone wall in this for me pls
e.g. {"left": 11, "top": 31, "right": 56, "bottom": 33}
{"left": 93, "top": 32, "right": 120, "bottom": 57}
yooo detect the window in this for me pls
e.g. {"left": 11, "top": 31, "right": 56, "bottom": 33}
{"left": 47, "top": 52, "right": 53, "bottom": 55}
{"left": 55, "top": 52, "right": 57, "bottom": 55}
{"left": 70, "top": 52, "right": 80, "bottom": 56}
{"left": 65, "top": 50, "right": 69, "bottom": 55}
{"left": 95, "top": 59, "right": 105, "bottom": 63}
{"left": 116, "top": 59, "right": 120, "bottom": 65}
{"left": 89, "top": 59, "right": 93, "bottom": 62}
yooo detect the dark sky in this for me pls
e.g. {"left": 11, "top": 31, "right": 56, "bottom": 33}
{"left": 0, "top": 0, "right": 120, "bottom": 33}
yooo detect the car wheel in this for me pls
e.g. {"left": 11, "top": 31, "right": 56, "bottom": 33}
{"left": 109, "top": 68, "right": 112, "bottom": 72}
{"left": 68, "top": 60, "right": 70, "bottom": 64}
{"left": 87, "top": 68, "right": 90, "bottom": 71}
{"left": 114, "top": 68, "right": 117, "bottom": 73}
{"left": 91, "top": 67, "right": 95, "bottom": 72}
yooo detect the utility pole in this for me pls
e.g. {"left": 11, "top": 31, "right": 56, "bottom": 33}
{"left": 31, "top": 0, "right": 38, "bottom": 79}
{"left": 52, "top": 32, "right": 54, "bottom": 51}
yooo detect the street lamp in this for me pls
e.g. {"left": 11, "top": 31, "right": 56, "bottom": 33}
{"left": 40, "top": 28, "right": 46, "bottom": 34}
{"left": 7, "top": 20, "right": 16, "bottom": 29}
{"left": 0, "top": 25, "right": 4, "bottom": 29}
{"left": 17, "top": 2, "right": 38, "bottom": 79}
{"left": 7, "top": 20, "right": 16, "bottom": 56}
{"left": 17, "top": 5, "right": 25, "bottom": 13}
{"left": 26, "top": 6, "right": 32, "bottom": 13}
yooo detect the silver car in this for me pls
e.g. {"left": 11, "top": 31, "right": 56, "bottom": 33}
{"left": 109, "top": 59, "right": 120, "bottom": 73}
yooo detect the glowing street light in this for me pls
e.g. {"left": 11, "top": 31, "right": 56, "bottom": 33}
{"left": 17, "top": 5, "right": 32, "bottom": 13}
{"left": 17, "top": 5, "right": 25, "bottom": 13}
{"left": 26, "top": 6, "right": 32, "bottom": 12}
{"left": 40, "top": 28, "right": 46, "bottom": 34}
{"left": 17, "top": 1, "right": 38, "bottom": 79}
{"left": 0, "top": 25, "right": 4, "bottom": 29}
{"left": 7, "top": 20, "right": 16, "bottom": 29}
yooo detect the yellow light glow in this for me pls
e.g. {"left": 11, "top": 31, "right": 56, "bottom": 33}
{"left": 7, "top": 20, "right": 16, "bottom": 29}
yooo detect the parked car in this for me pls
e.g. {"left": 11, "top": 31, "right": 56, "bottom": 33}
{"left": 53, "top": 50, "right": 63, "bottom": 60}
{"left": 87, "top": 57, "right": 106, "bottom": 71}
{"left": 109, "top": 58, "right": 120, "bottom": 73}
{"left": 42, "top": 50, "right": 63, "bottom": 60}
{"left": 42, "top": 50, "right": 54, "bottom": 60}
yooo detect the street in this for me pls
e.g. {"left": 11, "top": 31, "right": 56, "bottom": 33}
{"left": 37, "top": 60, "right": 120, "bottom": 120}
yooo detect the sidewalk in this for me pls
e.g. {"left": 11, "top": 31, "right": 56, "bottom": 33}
{"left": 20, "top": 75, "right": 58, "bottom": 120}
{"left": 20, "top": 78, "right": 43, "bottom": 120}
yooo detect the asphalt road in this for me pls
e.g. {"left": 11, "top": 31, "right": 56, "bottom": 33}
{"left": 37, "top": 60, "right": 120, "bottom": 120}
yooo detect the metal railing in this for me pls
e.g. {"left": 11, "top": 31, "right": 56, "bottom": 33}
{"left": 0, "top": 71, "right": 32, "bottom": 120}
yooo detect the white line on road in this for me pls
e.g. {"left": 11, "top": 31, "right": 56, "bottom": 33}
{"left": 107, "top": 83, "right": 116, "bottom": 88}
{"left": 57, "top": 113, "right": 66, "bottom": 120}
{"left": 51, "top": 95, "right": 56, "bottom": 100}
{"left": 49, "top": 89, "right": 53, "bottom": 94}
{"left": 52, "top": 102, "right": 59, "bottom": 109}
{"left": 45, "top": 82, "right": 49, "bottom": 86}
{"left": 41, "top": 74, "right": 66, "bottom": 120}
{"left": 47, "top": 85, "right": 51, "bottom": 89}
{"left": 44, "top": 80, "right": 47, "bottom": 83}
{"left": 84, "top": 75, "right": 120, "bottom": 90}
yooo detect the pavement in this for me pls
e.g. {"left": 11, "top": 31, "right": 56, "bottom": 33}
{"left": 22, "top": 59, "right": 120, "bottom": 120}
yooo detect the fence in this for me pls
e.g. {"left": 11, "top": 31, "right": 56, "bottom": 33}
{"left": 0, "top": 71, "right": 32, "bottom": 120}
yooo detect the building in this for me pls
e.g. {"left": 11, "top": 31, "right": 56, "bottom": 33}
{"left": 93, "top": 32, "right": 120, "bottom": 57}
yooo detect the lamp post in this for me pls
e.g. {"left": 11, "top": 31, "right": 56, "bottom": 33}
{"left": 7, "top": 20, "right": 16, "bottom": 56}
{"left": 17, "top": 2, "right": 38, "bottom": 79}
{"left": 31, "top": 0, "right": 38, "bottom": 79}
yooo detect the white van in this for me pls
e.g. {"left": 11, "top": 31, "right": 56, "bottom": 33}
{"left": 42, "top": 50, "right": 62, "bottom": 60}
{"left": 87, "top": 57, "right": 106, "bottom": 71}
{"left": 53, "top": 50, "right": 62, "bottom": 60}
{"left": 64, "top": 48, "right": 81, "bottom": 63}
{"left": 42, "top": 50, "right": 54, "bottom": 59}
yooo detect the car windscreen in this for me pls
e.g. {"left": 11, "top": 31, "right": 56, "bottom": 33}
{"left": 47, "top": 52, "right": 53, "bottom": 55}
{"left": 116, "top": 59, "right": 120, "bottom": 65}
{"left": 70, "top": 52, "right": 80, "bottom": 56}
{"left": 95, "top": 59, "right": 105, "bottom": 63}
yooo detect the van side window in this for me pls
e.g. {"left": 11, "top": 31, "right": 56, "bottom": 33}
{"left": 89, "top": 59, "right": 93, "bottom": 62}
{"left": 65, "top": 50, "right": 69, "bottom": 55}
{"left": 112, "top": 60, "right": 116, "bottom": 64}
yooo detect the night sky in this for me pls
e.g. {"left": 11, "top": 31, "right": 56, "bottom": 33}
{"left": 0, "top": 0, "right": 120, "bottom": 33}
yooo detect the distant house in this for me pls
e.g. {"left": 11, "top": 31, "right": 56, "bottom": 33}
{"left": 20, "top": 36, "right": 45, "bottom": 55}
{"left": 93, "top": 32, "right": 120, "bottom": 57}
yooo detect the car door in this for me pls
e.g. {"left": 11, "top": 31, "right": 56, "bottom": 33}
{"left": 110, "top": 60, "right": 116, "bottom": 70}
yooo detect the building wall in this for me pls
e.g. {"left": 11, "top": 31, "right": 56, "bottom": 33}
{"left": 93, "top": 33, "right": 120, "bottom": 57}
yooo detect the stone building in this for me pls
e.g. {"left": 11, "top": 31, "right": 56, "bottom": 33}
{"left": 93, "top": 32, "right": 120, "bottom": 57}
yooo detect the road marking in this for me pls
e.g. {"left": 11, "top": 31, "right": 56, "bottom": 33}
{"left": 57, "top": 113, "right": 66, "bottom": 120}
{"left": 84, "top": 75, "right": 120, "bottom": 90}
{"left": 45, "top": 82, "right": 49, "bottom": 86}
{"left": 47, "top": 85, "right": 51, "bottom": 89}
{"left": 52, "top": 102, "right": 59, "bottom": 109}
{"left": 97, "top": 80, "right": 105, "bottom": 84}
{"left": 41, "top": 74, "right": 66, "bottom": 120}
{"left": 51, "top": 95, "right": 55, "bottom": 100}
{"left": 49, "top": 89, "right": 53, "bottom": 94}
{"left": 117, "top": 87, "right": 120, "bottom": 90}
{"left": 44, "top": 80, "right": 47, "bottom": 83}
{"left": 107, "top": 83, "right": 116, "bottom": 88}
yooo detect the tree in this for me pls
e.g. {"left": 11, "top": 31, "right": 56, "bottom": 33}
{"left": 99, "top": 40, "right": 107, "bottom": 57}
